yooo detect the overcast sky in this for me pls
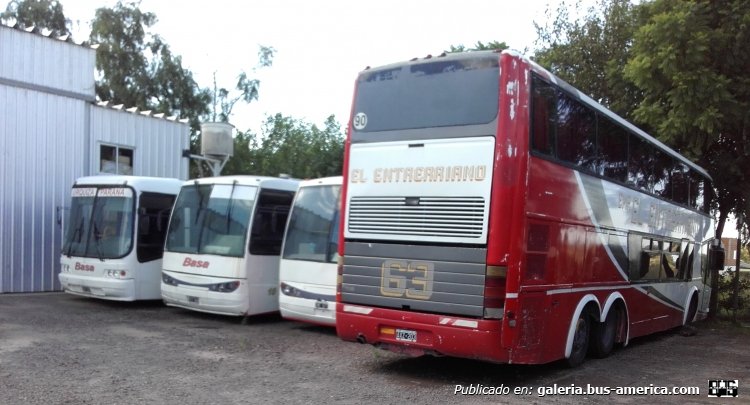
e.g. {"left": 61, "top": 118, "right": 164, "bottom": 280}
{"left": 62, "top": 0, "right": 566, "bottom": 134}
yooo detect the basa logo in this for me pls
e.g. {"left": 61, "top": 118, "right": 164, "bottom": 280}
{"left": 75, "top": 262, "right": 95, "bottom": 272}
{"left": 183, "top": 258, "right": 210, "bottom": 268}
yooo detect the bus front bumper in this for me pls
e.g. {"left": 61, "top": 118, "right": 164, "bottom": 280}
{"left": 161, "top": 284, "right": 248, "bottom": 316}
{"left": 58, "top": 273, "right": 136, "bottom": 301}
{"left": 280, "top": 295, "right": 336, "bottom": 326}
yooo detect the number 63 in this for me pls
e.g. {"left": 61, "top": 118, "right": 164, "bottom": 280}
{"left": 380, "top": 260, "right": 434, "bottom": 300}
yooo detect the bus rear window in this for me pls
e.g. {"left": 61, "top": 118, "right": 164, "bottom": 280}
{"left": 352, "top": 56, "right": 499, "bottom": 132}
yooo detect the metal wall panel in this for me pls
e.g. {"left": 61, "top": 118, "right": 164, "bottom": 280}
{"left": 0, "top": 24, "right": 95, "bottom": 100}
{"left": 89, "top": 106, "right": 190, "bottom": 180}
{"left": 0, "top": 84, "right": 87, "bottom": 293}
{"left": 0, "top": 23, "right": 189, "bottom": 293}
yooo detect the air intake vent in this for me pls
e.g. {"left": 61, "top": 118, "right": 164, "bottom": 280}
{"left": 348, "top": 196, "right": 485, "bottom": 238}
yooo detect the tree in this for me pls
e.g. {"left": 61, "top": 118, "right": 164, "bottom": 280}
{"left": 624, "top": 0, "right": 750, "bottom": 242}
{"left": 90, "top": 1, "right": 210, "bottom": 134}
{"left": 446, "top": 40, "right": 508, "bottom": 53}
{"left": 210, "top": 46, "right": 275, "bottom": 123}
{"left": 0, "top": 0, "right": 70, "bottom": 37}
{"left": 533, "top": 0, "right": 647, "bottom": 120}
{"left": 89, "top": 1, "right": 212, "bottom": 178}
{"left": 224, "top": 114, "right": 343, "bottom": 178}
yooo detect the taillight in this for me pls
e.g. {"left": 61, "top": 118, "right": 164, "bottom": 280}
{"left": 484, "top": 265, "right": 506, "bottom": 319}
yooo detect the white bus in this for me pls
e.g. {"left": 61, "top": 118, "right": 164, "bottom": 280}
{"left": 279, "top": 176, "right": 342, "bottom": 326}
{"left": 59, "top": 176, "right": 182, "bottom": 301}
{"left": 161, "top": 176, "right": 298, "bottom": 316}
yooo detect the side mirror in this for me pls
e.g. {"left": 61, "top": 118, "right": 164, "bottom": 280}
{"left": 709, "top": 243, "right": 725, "bottom": 271}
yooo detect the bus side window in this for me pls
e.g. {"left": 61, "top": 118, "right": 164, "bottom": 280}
{"left": 249, "top": 190, "right": 294, "bottom": 256}
{"left": 531, "top": 75, "right": 556, "bottom": 156}
{"left": 137, "top": 192, "right": 177, "bottom": 263}
{"left": 628, "top": 233, "right": 643, "bottom": 280}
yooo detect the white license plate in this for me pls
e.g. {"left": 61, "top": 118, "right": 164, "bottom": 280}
{"left": 395, "top": 329, "right": 417, "bottom": 342}
{"left": 314, "top": 301, "right": 329, "bottom": 310}
{"left": 187, "top": 296, "right": 199, "bottom": 304}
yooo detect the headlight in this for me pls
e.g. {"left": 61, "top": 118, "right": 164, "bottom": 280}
{"left": 162, "top": 273, "right": 179, "bottom": 286}
{"left": 280, "top": 282, "right": 298, "bottom": 297}
{"left": 105, "top": 270, "right": 128, "bottom": 279}
{"left": 208, "top": 280, "right": 240, "bottom": 293}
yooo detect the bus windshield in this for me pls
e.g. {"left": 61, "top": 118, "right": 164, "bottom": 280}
{"left": 166, "top": 183, "right": 257, "bottom": 257}
{"left": 282, "top": 185, "right": 341, "bottom": 263}
{"left": 352, "top": 56, "right": 499, "bottom": 132}
{"left": 62, "top": 187, "right": 134, "bottom": 259}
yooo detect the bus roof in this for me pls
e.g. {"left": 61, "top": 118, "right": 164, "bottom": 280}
{"left": 513, "top": 50, "right": 712, "bottom": 181}
{"left": 183, "top": 175, "right": 300, "bottom": 192}
{"left": 357, "top": 49, "right": 711, "bottom": 182}
{"left": 298, "top": 176, "right": 343, "bottom": 188}
{"left": 73, "top": 175, "right": 183, "bottom": 195}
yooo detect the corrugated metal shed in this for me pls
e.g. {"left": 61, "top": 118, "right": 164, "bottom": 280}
{"left": 0, "top": 24, "right": 95, "bottom": 100}
{"left": 0, "top": 23, "right": 190, "bottom": 293}
{"left": 0, "top": 84, "right": 88, "bottom": 292}
{"left": 91, "top": 102, "right": 189, "bottom": 179}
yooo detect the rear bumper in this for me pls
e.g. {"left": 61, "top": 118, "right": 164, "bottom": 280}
{"left": 336, "top": 303, "right": 508, "bottom": 362}
{"left": 59, "top": 273, "right": 136, "bottom": 301}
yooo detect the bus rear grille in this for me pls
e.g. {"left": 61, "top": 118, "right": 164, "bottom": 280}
{"left": 348, "top": 196, "right": 485, "bottom": 238}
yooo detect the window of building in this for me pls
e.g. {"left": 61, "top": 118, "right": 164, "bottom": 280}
{"left": 100, "top": 144, "right": 134, "bottom": 175}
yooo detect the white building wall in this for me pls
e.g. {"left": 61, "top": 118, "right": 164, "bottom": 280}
{"left": 90, "top": 105, "right": 189, "bottom": 180}
{"left": 0, "top": 84, "right": 88, "bottom": 292}
{"left": 0, "top": 25, "right": 95, "bottom": 100}
{"left": 0, "top": 24, "right": 191, "bottom": 293}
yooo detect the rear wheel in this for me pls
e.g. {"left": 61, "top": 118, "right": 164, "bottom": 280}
{"left": 685, "top": 294, "right": 698, "bottom": 325}
{"left": 591, "top": 306, "right": 619, "bottom": 358}
{"left": 567, "top": 311, "right": 590, "bottom": 367}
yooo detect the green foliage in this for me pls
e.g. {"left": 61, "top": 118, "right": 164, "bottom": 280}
{"left": 718, "top": 270, "right": 750, "bottom": 319}
{"left": 222, "top": 114, "right": 344, "bottom": 179}
{"left": 90, "top": 1, "right": 210, "bottom": 135}
{"left": 447, "top": 40, "right": 508, "bottom": 53}
{"left": 623, "top": 0, "right": 750, "bottom": 231}
{"left": 1, "top": 0, "right": 70, "bottom": 37}
{"left": 533, "top": 0, "right": 647, "bottom": 120}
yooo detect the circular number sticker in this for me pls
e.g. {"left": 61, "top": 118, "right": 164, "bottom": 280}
{"left": 353, "top": 112, "right": 367, "bottom": 130}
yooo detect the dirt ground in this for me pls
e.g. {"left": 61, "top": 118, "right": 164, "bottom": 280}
{"left": 1, "top": 293, "right": 748, "bottom": 404}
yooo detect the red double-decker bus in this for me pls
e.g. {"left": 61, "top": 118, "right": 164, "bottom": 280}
{"left": 336, "top": 50, "right": 724, "bottom": 366}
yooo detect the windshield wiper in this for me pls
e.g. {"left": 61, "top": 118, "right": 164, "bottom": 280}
{"left": 195, "top": 183, "right": 209, "bottom": 253}
{"left": 65, "top": 216, "right": 85, "bottom": 258}
{"left": 226, "top": 180, "right": 238, "bottom": 232}
{"left": 194, "top": 180, "right": 205, "bottom": 225}
{"left": 91, "top": 220, "right": 105, "bottom": 262}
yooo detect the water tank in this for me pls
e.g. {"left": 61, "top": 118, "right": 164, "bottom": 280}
{"left": 200, "top": 122, "right": 234, "bottom": 157}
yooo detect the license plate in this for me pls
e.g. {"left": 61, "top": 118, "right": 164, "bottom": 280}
{"left": 187, "top": 296, "right": 199, "bottom": 304}
{"left": 82, "top": 286, "right": 91, "bottom": 293}
{"left": 395, "top": 329, "right": 417, "bottom": 342}
{"left": 314, "top": 301, "right": 328, "bottom": 310}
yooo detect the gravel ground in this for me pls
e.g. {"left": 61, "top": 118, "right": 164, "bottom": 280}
{"left": 1, "top": 293, "right": 748, "bottom": 404}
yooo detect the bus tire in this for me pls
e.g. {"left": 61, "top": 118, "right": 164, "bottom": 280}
{"left": 567, "top": 311, "right": 591, "bottom": 368}
{"left": 685, "top": 294, "right": 698, "bottom": 325}
{"left": 590, "top": 305, "right": 619, "bottom": 358}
